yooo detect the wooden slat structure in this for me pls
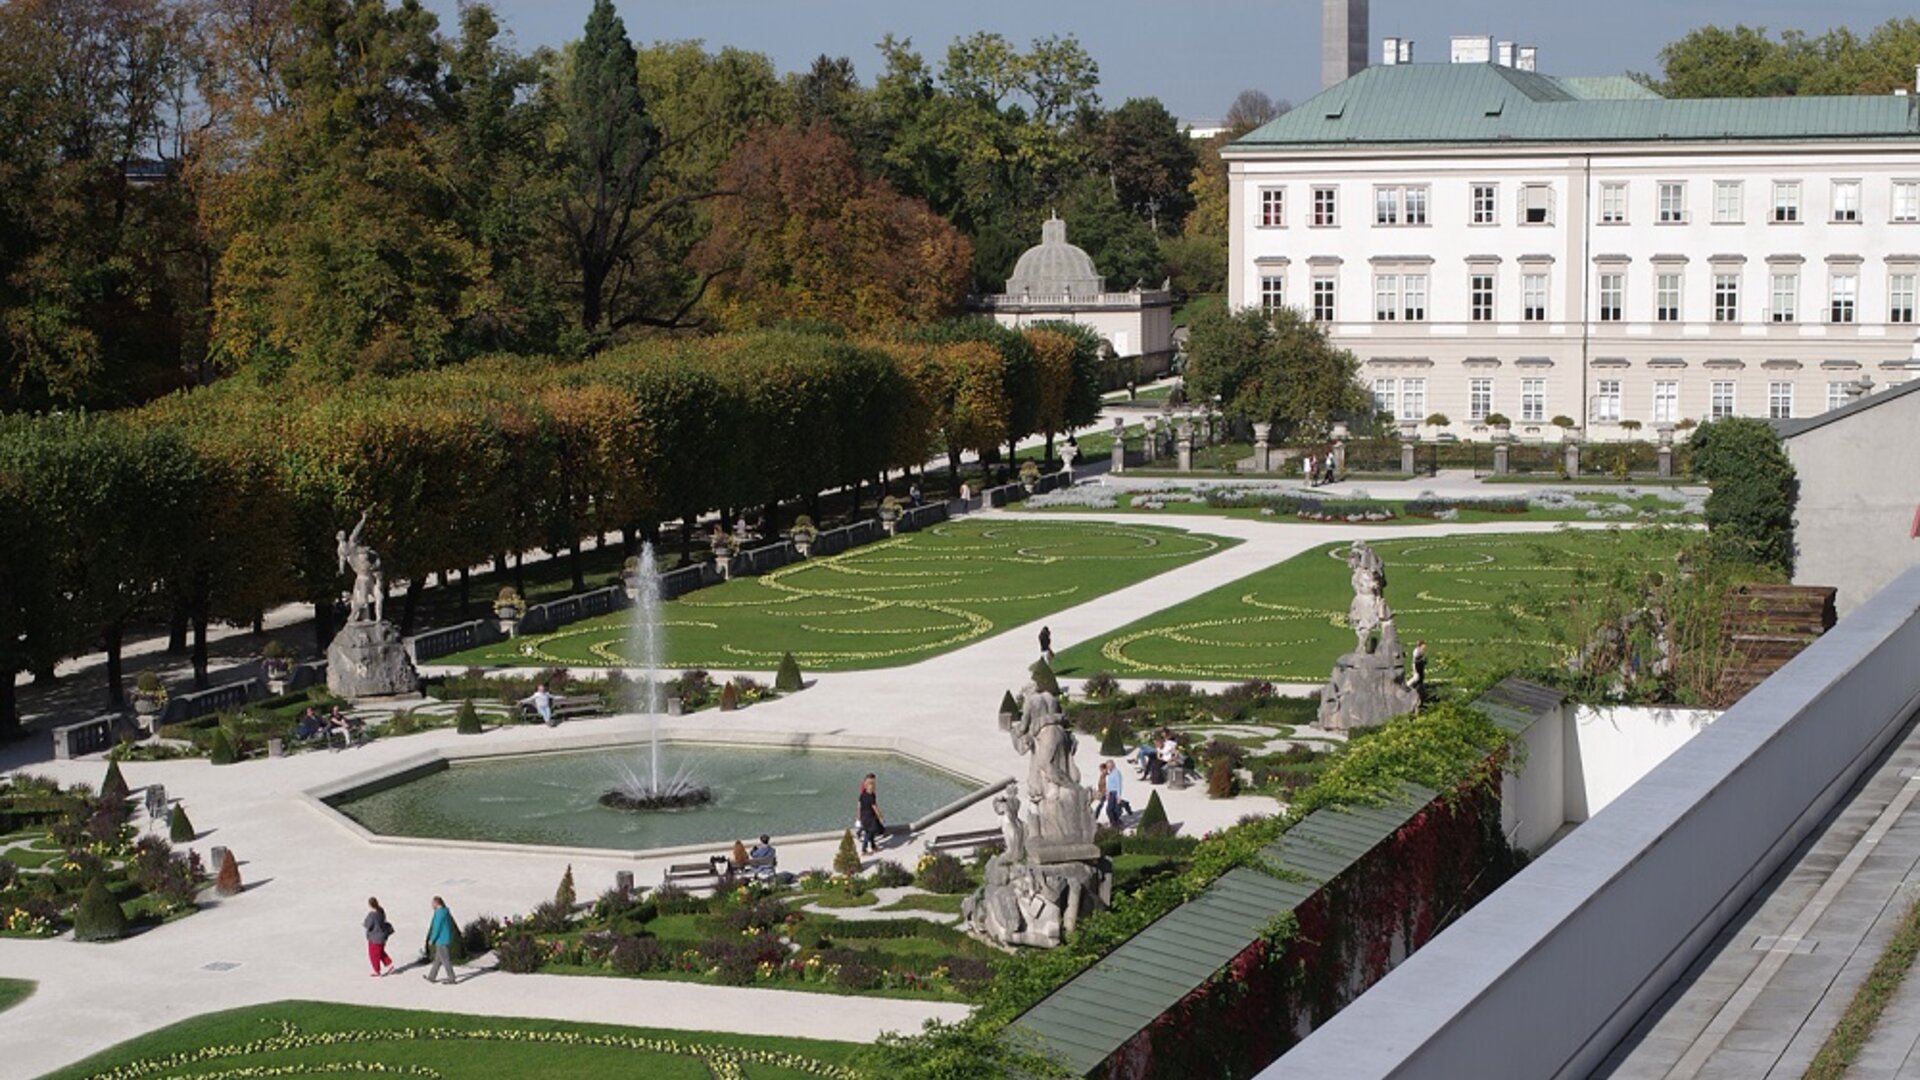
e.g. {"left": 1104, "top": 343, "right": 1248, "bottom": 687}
{"left": 1715, "top": 584, "right": 1837, "bottom": 705}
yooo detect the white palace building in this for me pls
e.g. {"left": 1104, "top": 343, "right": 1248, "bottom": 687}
{"left": 1225, "top": 38, "right": 1920, "bottom": 441}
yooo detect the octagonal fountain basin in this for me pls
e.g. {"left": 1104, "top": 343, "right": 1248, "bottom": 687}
{"left": 326, "top": 744, "right": 981, "bottom": 852}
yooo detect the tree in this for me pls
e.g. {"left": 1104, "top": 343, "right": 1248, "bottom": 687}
{"left": 1223, "top": 89, "right": 1285, "bottom": 137}
{"left": 1183, "top": 306, "right": 1370, "bottom": 439}
{"left": 72, "top": 874, "right": 131, "bottom": 941}
{"left": 691, "top": 123, "right": 972, "bottom": 332}
{"left": 1098, "top": 98, "right": 1197, "bottom": 233}
{"left": 1688, "top": 417, "right": 1799, "bottom": 574}
{"left": 1645, "top": 20, "right": 1920, "bottom": 98}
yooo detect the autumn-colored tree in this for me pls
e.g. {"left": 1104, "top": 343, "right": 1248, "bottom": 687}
{"left": 693, "top": 123, "right": 971, "bottom": 332}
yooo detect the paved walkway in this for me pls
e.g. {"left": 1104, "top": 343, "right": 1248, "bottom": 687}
{"left": 0, "top": 510, "right": 1615, "bottom": 1077}
{"left": 1595, "top": 710, "right": 1920, "bottom": 1079}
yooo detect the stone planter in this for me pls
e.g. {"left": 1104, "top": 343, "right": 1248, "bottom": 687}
{"left": 621, "top": 576, "right": 641, "bottom": 602}
{"left": 133, "top": 696, "right": 160, "bottom": 719}
{"left": 713, "top": 550, "right": 733, "bottom": 579}
{"left": 495, "top": 608, "right": 522, "bottom": 636}
{"left": 792, "top": 533, "right": 815, "bottom": 558}
{"left": 266, "top": 677, "right": 288, "bottom": 696}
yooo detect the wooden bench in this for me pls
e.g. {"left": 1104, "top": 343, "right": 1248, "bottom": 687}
{"left": 520, "top": 693, "right": 607, "bottom": 725}
{"left": 663, "top": 859, "right": 727, "bottom": 891}
{"left": 925, "top": 827, "right": 1004, "bottom": 856}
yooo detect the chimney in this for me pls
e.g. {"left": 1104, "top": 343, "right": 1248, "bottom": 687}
{"left": 1382, "top": 36, "right": 1400, "bottom": 66}
{"left": 1497, "top": 41, "right": 1515, "bottom": 67}
{"left": 1399, "top": 39, "right": 1414, "bottom": 63}
{"left": 1451, "top": 35, "right": 1493, "bottom": 64}
{"left": 1516, "top": 45, "right": 1538, "bottom": 72}
{"left": 1322, "top": 0, "right": 1369, "bottom": 89}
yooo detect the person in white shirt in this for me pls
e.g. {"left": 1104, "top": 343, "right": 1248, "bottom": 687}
{"left": 524, "top": 683, "right": 554, "bottom": 727}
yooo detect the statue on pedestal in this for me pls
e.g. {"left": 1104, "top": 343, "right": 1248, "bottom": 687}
{"left": 325, "top": 510, "right": 419, "bottom": 700}
{"left": 1318, "top": 541, "right": 1420, "bottom": 731}
{"left": 964, "top": 684, "right": 1111, "bottom": 948}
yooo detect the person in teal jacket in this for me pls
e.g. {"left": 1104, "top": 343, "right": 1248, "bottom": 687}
{"left": 424, "top": 896, "right": 457, "bottom": 984}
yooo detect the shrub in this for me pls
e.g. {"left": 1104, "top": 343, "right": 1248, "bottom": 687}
{"left": 388, "top": 709, "right": 418, "bottom": 736}
{"left": 1029, "top": 659, "right": 1061, "bottom": 696}
{"left": 214, "top": 849, "right": 243, "bottom": 896}
{"left": 100, "top": 761, "right": 130, "bottom": 802}
{"left": 1207, "top": 757, "right": 1236, "bottom": 799}
{"left": 833, "top": 829, "right": 862, "bottom": 875}
{"left": 1689, "top": 416, "right": 1799, "bottom": 574}
{"left": 1136, "top": 790, "right": 1170, "bottom": 832}
{"left": 775, "top": 652, "right": 803, "bottom": 693}
{"left": 998, "top": 690, "right": 1017, "bottom": 719}
{"left": 871, "top": 860, "right": 914, "bottom": 888}
{"left": 718, "top": 681, "right": 740, "bottom": 712}
{"left": 168, "top": 804, "right": 195, "bottom": 843}
{"left": 71, "top": 875, "right": 130, "bottom": 942}
{"left": 835, "top": 956, "right": 884, "bottom": 991}
{"left": 493, "top": 933, "right": 544, "bottom": 973}
{"left": 942, "top": 956, "right": 994, "bottom": 995}
{"left": 1082, "top": 672, "right": 1121, "bottom": 699}
{"left": 1484, "top": 412, "right": 1511, "bottom": 427}
{"left": 720, "top": 898, "right": 788, "bottom": 934}
{"left": 462, "top": 915, "right": 501, "bottom": 955}
{"left": 592, "top": 888, "right": 649, "bottom": 927}
{"left": 208, "top": 728, "right": 237, "bottom": 766}
{"left": 609, "top": 934, "right": 668, "bottom": 975}
{"left": 651, "top": 883, "right": 705, "bottom": 916}
{"left": 527, "top": 900, "right": 573, "bottom": 934}
{"left": 917, "top": 853, "right": 972, "bottom": 895}
{"left": 1424, "top": 413, "right": 1450, "bottom": 427}
{"left": 455, "top": 700, "right": 483, "bottom": 734}
{"left": 1099, "top": 724, "right": 1130, "bottom": 757}
{"left": 555, "top": 865, "right": 576, "bottom": 909}
{"left": 135, "top": 670, "right": 164, "bottom": 695}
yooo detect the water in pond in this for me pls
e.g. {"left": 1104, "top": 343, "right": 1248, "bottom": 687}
{"left": 332, "top": 745, "right": 977, "bottom": 851}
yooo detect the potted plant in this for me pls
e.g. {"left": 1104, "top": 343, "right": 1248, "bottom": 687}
{"left": 709, "top": 528, "right": 737, "bottom": 577}
{"left": 789, "top": 515, "right": 818, "bottom": 558}
{"left": 1484, "top": 412, "right": 1512, "bottom": 435}
{"left": 494, "top": 586, "right": 525, "bottom": 636}
{"left": 1018, "top": 460, "right": 1041, "bottom": 492}
{"left": 131, "top": 670, "right": 168, "bottom": 722}
{"left": 1619, "top": 419, "right": 1643, "bottom": 435}
{"left": 260, "top": 640, "right": 292, "bottom": 694}
{"left": 878, "top": 495, "right": 903, "bottom": 535}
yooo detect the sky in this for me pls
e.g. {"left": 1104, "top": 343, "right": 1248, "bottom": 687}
{"left": 418, "top": 0, "right": 1914, "bottom": 120}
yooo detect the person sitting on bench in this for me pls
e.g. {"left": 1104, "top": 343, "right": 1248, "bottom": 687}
{"left": 747, "top": 834, "right": 777, "bottom": 879}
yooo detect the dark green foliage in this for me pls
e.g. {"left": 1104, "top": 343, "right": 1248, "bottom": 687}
{"left": 871, "top": 860, "right": 914, "bottom": 888}
{"left": 609, "top": 934, "right": 669, "bottom": 974}
{"left": 71, "top": 875, "right": 129, "bottom": 942}
{"left": 555, "top": 864, "right": 576, "bottom": 909}
{"left": 998, "top": 690, "right": 1017, "bottom": 719}
{"left": 1099, "top": 723, "right": 1129, "bottom": 757}
{"left": 1081, "top": 672, "right": 1121, "bottom": 699}
{"left": 527, "top": 900, "right": 573, "bottom": 934}
{"left": 100, "top": 761, "right": 130, "bottom": 801}
{"left": 455, "top": 700, "right": 483, "bottom": 735}
{"left": 1184, "top": 305, "right": 1370, "bottom": 440}
{"left": 774, "top": 651, "right": 803, "bottom": 693}
{"left": 493, "top": 932, "right": 544, "bottom": 973}
{"left": 1028, "top": 659, "right": 1061, "bottom": 696}
{"left": 207, "top": 729, "right": 236, "bottom": 766}
{"left": 168, "top": 804, "right": 195, "bottom": 843}
{"left": 833, "top": 829, "right": 861, "bottom": 875}
{"left": 461, "top": 915, "right": 501, "bottom": 956}
{"left": 1136, "top": 790, "right": 1169, "bottom": 832}
{"left": 916, "top": 853, "right": 973, "bottom": 894}
{"left": 1689, "top": 416, "right": 1798, "bottom": 574}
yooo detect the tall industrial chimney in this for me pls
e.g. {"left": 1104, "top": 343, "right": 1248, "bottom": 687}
{"left": 1322, "top": 0, "right": 1369, "bottom": 89}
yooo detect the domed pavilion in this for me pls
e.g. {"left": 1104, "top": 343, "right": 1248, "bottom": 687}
{"left": 975, "top": 215, "right": 1174, "bottom": 378}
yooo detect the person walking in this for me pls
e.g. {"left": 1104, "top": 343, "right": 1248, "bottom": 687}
{"left": 1038, "top": 625, "right": 1054, "bottom": 665}
{"left": 857, "top": 774, "right": 885, "bottom": 854}
{"left": 423, "top": 896, "right": 457, "bottom": 984}
{"left": 1304, "top": 453, "right": 1317, "bottom": 486}
{"left": 1103, "top": 758, "right": 1126, "bottom": 827}
{"left": 364, "top": 897, "right": 395, "bottom": 977}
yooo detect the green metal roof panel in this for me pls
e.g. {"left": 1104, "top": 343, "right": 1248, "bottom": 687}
{"left": 1556, "top": 76, "right": 1665, "bottom": 101}
{"left": 1230, "top": 64, "right": 1920, "bottom": 150}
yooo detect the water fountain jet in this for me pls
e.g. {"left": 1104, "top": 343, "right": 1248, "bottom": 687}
{"left": 603, "top": 542, "right": 712, "bottom": 811}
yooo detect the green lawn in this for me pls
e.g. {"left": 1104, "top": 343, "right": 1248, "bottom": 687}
{"left": 37, "top": 1001, "right": 862, "bottom": 1080}
{"left": 0, "top": 978, "right": 31, "bottom": 1014}
{"left": 443, "top": 520, "right": 1233, "bottom": 671}
{"left": 1016, "top": 488, "right": 1695, "bottom": 528}
{"left": 1055, "top": 529, "right": 1630, "bottom": 683}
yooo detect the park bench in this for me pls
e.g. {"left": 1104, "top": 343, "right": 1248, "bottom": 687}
{"left": 925, "top": 827, "right": 1003, "bottom": 856}
{"left": 519, "top": 693, "right": 606, "bottom": 725}
{"left": 663, "top": 858, "right": 730, "bottom": 892}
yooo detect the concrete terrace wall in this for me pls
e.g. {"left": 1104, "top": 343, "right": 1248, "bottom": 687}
{"left": 1261, "top": 565, "right": 1920, "bottom": 1080}
{"left": 1784, "top": 385, "right": 1920, "bottom": 616}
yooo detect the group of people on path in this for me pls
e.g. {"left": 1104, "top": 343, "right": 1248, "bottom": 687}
{"left": 362, "top": 895, "right": 460, "bottom": 983}
{"left": 1301, "top": 449, "right": 1338, "bottom": 487}
{"left": 295, "top": 706, "right": 361, "bottom": 747}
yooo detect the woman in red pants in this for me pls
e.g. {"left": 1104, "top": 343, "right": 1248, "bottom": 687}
{"left": 364, "top": 897, "right": 395, "bottom": 976}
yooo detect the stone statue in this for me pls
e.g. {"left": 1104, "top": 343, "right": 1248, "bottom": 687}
{"left": 325, "top": 510, "right": 417, "bottom": 701}
{"left": 965, "top": 681, "right": 1111, "bottom": 949}
{"left": 336, "top": 511, "right": 385, "bottom": 624}
{"left": 1318, "top": 540, "right": 1420, "bottom": 732}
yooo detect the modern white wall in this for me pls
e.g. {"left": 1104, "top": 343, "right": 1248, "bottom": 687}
{"left": 1502, "top": 703, "right": 1718, "bottom": 854}
{"left": 1786, "top": 386, "right": 1920, "bottom": 614}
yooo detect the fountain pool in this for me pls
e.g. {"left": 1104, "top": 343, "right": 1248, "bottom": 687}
{"left": 328, "top": 744, "right": 980, "bottom": 852}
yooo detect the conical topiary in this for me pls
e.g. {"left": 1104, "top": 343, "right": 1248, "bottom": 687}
{"left": 1208, "top": 757, "right": 1236, "bottom": 799}
{"left": 833, "top": 829, "right": 861, "bottom": 875}
{"left": 719, "top": 681, "right": 740, "bottom": 712}
{"left": 72, "top": 875, "right": 130, "bottom": 942}
{"left": 456, "top": 700, "right": 482, "bottom": 734}
{"left": 555, "top": 864, "right": 576, "bottom": 909}
{"left": 1100, "top": 724, "right": 1129, "bottom": 757}
{"left": 775, "top": 652, "right": 803, "bottom": 693}
{"left": 998, "top": 690, "right": 1017, "bottom": 720}
{"left": 1137, "top": 790, "right": 1170, "bottom": 833}
{"left": 214, "top": 848, "right": 243, "bottom": 896}
{"left": 1029, "top": 659, "right": 1061, "bottom": 696}
{"left": 101, "top": 760, "right": 130, "bottom": 801}
{"left": 208, "top": 728, "right": 237, "bottom": 766}
{"left": 168, "top": 804, "right": 195, "bottom": 843}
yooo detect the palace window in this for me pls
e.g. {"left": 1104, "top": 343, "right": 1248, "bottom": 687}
{"left": 1599, "top": 182, "right": 1627, "bottom": 224}
{"left": 1768, "top": 381, "right": 1794, "bottom": 419}
{"left": 1830, "top": 274, "right": 1857, "bottom": 324}
{"left": 1470, "top": 273, "right": 1495, "bottom": 321}
{"left": 1469, "top": 378, "right": 1493, "bottom": 421}
{"left": 1312, "top": 186, "right": 1338, "bottom": 227}
{"left": 1522, "top": 273, "right": 1548, "bottom": 322}
{"left": 1772, "top": 181, "right": 1800, "bottom": 223}
{"left": 1259, "top": 274, "right": 1285, "bottom": 312}
{"left": 1710, "top": 380, "right": 1736, "bottom": 419}
{"left": 1521, "top": 378, "right": 1545, "bottom": 422}
{"left": 1472, "top": 183, "right": 1498, "bottom": 225}
{"left": 1312, "top": 277, "right": 1337, "bottom": 321}
{"left": 1653, "top": 380, "right": 1679, "bottom": 423}
{"left": 1771, "top": 272, "right": 1798, "bottom": 323}
{"left": 1592, "top": 379, "right": 1622, "bottom": 423}
{"left": 1713, "top": 273, "right": 1739, "bottom": 323}
{"left": 1656, "top": 272, "right": 1682, "bottom": 322}
{"left": 1598, "top": 272, "right": 1623, "bottom": 322}
{"left": 1713, "top": 181, "right": 1743, "bottom": 224}
{"left": 1259, "top": 188, "right": 1285, "bottom": 228}
{"left": 1658, "top": 181, "right": 1687, "bottom": 224}
{"left": 1832, "top": 180, "right": 1861, "bottom": 223}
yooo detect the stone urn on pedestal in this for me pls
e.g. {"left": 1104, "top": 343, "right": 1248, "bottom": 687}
{"left": 878, "top": 495, "right": 903, "bottom": 536}
{"left": 493, "top": 587, "right": 525, "bottom": 636}
{"left": 789, "top": 516, "right": 817, "bottom": 558}
{"left": 326, "top": 510, "right": 420, "bottom": 701}
{"left": 260, "top": 640, "right": 293, "bottom": 695}
{"left": 1059, "top": 442, "right": 1078, "bottom": 476}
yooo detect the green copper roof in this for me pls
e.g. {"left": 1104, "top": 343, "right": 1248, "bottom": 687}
{"left": 1229, "top": 63, "right": 1920, "bottom": 150}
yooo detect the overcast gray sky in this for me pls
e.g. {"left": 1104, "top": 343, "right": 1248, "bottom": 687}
{"left": 423, "top": 0, "right": 1913, "bottom": 120}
